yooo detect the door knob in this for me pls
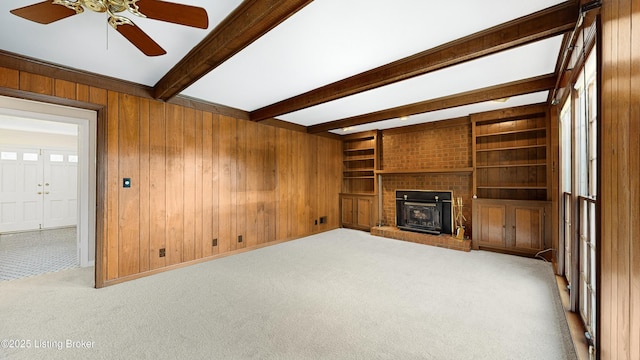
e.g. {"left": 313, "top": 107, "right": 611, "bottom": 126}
{"left": 45, "top": 183, "right": 50, "bottom": 186}
{"left": 45, "top": 192, "right": 50, "bottom": 195}
{"left": 37, "top": 192, "right": 42, "bottom": 195}
{"left": 38, "top": 184, "right": 42, "bottom": 187}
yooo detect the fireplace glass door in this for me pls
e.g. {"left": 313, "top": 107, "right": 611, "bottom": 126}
{"left": 402, "top": 202, "right": 442, "bottom": 234}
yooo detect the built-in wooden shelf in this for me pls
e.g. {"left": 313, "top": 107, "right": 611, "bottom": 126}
{"left": 475, "top": 127, "right": 546, "bottom": 137}
{"left": 476, "top": 185, "right": 547, "bottom": 190}
{"left": 346, "top": 167, "right": 374, "bottom": 171}
{"left": 375, "top": 167, "right": 473, "bottom": 175}
{"left": 476, "top": 163, "right": 546, "bottom": 169}
{"left": 344, "top": 155, "right": 375, "bottom": 162}
{"left": 343, "top": 147, "right": 375, "bottom": 152}
{"left": 475, "top": 144, "right": 546, "bottom": 152}
{"left": 343, "top": 176, "right": 375, "bottom": 179}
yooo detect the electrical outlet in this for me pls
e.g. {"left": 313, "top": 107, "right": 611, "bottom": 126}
{"left": 159, "top": 248, "right": 166, "bottom": 257}
{"left": 238, "top": 235, "right": 243, "bottom": 243}
{"left": 212, "top": 238, "right": 217, "bottom": 247}
{"left": 320, "top": 216, "right": 327, "bottom": 224}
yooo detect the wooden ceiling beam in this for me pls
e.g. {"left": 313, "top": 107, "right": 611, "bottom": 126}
{"left": 251, "top": 1, "right": 578, "bottom": 122}
{"left": 306, "top": 73, "right": 557, "bottom": 134}
{"left": 153, "top": 0, "right": 313, "bottom": 101}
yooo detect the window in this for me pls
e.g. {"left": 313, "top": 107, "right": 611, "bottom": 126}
{"left": 23, "top": 153, "right": 39, "bottom": 161}
{"left": 574, "top": 48, "right": 597, "bottom": 342}
{"left": 49, "top": 154, "right": 64, "bottom": 162}
{"left": 1, "top": 151, "right": 17, "bottom": 160}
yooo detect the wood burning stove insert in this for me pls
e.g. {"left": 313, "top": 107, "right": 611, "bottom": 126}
{"left": 396, "top": 190, "right": 453, "bottom": 235}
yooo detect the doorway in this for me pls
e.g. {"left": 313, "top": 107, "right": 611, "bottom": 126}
{"left": 0, "top": 95, "right": 97, "bottom": 282}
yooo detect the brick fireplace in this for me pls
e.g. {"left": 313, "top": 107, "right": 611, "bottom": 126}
{"left": 379, "top": 120, "right": 473, "bottom": 236}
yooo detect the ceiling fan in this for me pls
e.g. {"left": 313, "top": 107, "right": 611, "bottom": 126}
{"left": 10, "top": 0, "right": 209, "bottom": 56}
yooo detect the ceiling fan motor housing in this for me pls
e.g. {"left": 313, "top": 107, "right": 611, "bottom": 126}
{"left": 81, "top": 0, "right": 108, "bottom": 12}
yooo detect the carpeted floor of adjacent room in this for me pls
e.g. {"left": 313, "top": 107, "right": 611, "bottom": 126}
{"left": 0, "top": 228, "right": 576, "bottom": 360}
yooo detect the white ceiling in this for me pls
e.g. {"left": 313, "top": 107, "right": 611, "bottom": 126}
{"left": 0, "top": 0, "right": 568, "bottom": 134}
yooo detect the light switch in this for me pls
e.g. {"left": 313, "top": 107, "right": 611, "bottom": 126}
{"left": 123, "top": 178, "right": 131, "bottom": 188}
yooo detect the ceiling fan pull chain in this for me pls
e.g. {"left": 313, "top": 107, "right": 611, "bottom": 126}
{"left": 52, "top": 0, "right": 84, "bottom": 14}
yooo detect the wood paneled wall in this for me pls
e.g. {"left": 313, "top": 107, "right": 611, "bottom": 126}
{"left": 600, "top": 0, "right": 640, "bottom": 359}
{"left": 0, "top": 66, "right": 342, "bottom": 287}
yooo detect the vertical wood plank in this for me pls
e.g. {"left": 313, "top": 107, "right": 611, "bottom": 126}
{"left": 19, "top": 72, "right": 53, "bottom": 95}
{"left": 264, "top": 125, "right": 277, "bottom": 243}
{"left": 218, "top": 115, "right": 232, "bottom": 253}
{"left": 106, "top": 91, "right": 119, "bottom": 280}
{"left": 316, "top": 137, "right": 327, "bottom": 233}
{"left": 54, "top": 79, "right": 77, "bottom": 100}
{"left": 609, "top": 1, "right": 620, "bottom": 356}
{"left": 165, "top": 104, "right": 184, "bottom": 266}
{"left": 600, "top": 1, "right": 613, "bottom": 356}
{"left": 76, "top": 84, "right": 89, "bottom": 102}
{"left": 617, "top": 0, "right": 632, "bottom": 357}
{"left": 118, "top": 93, "right": 140, "bottom": 277}
{"left": 89, "top": 87, "right": 108, "bottom": 107}
{"left": 182, "top": 108, "right": 196, "bottom": 262}
{"left": 138, "top": 98, "right": 150, "bottom": 272}
{"left": 0, "top": 67, "right": 19, "bottom": 89}
{"left": 308, "top": 135, "right": 318, "bottom": 233}
{"left": 149, "top": 101, "right": 166, "bottom": 270}
{"left": 211, "top": 114, "right": 220, "bottom": 254}
{"left": 245, "top": 120, "right": 259, "bottom": 247}
{"left": 202, "top": 112, "right": 213, "bottom": 257}
{"left": 298, "top": 131, "right": 312, "bottom": 236}
{"left": 630, "top": 2, "right": 640, "bottom": 359}
{"left": 194, "top": 111, "right": 204, "bottom": 260}
{"left": 291, "top": 131, "right": 302, "bottom": 237}
{"left": 235, "top": 119, "right": 246, "bottom": 249}
{"left": 276, "top": 128, "right": 291, "bottom": 240}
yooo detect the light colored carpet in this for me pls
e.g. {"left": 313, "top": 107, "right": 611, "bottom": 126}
{"left": 0, "top": 228, "right": 576, "bottom": 360}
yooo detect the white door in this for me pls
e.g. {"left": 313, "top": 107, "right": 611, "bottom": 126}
{"left": 0, "top": 147, "right": 77, "bottom": 232}
{"left": 0, "top": 148, "right": 44, "bottom": 232}
{"left": 42, "top": 150, "right": 78, "bottom": 228}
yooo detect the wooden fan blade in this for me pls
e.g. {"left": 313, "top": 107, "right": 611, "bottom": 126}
{"left": 10, "top": 1, "right": 78, "bottom": 24}
{"left": 135, "top": 0, "right": 209, "bottom": 29}
{"left": 114, "top": 21, "right": 166, "bottom": 56}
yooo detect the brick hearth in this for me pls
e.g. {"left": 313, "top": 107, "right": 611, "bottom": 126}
{"left": 370, "top": 226, "right": 471, "bottom": 252}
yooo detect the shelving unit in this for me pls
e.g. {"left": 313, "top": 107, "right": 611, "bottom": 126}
{"left": 471, "top": 104, "right": 552, "bottom": 256}
{"left": 472, "top": 110, "right": 549, "bottom": 201}
{"left": 342, "top": 131, "right": 379, "bottom": 194}
{"left": 340, "top": 131, "right": 380, "bottom": 231}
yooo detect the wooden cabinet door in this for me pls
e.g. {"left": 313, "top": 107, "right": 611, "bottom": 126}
{"left": 510, "top": 205, "right": 545, "bottom": 251}
{"left": 341, "top": 194, "right": 376, "bottom": 230}
{"left": 475, "top": 202, "right": 506, "bottom": 247}
{"left": 341, "top": 196, "right": 354, "bottom": 226}
{"left": 356, "top": 196, "right": 373, "bottom": 229}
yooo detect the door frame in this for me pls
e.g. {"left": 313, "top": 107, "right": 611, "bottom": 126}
{"left": 0, "top": 91, "right": 104, "bottom": 287}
